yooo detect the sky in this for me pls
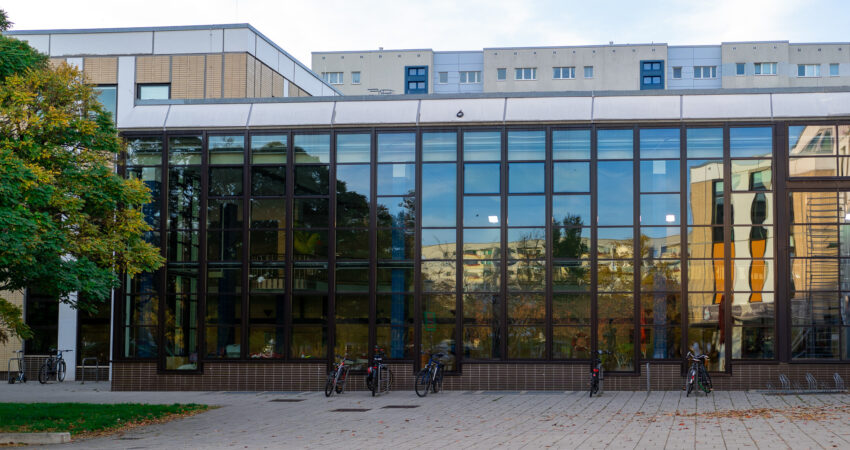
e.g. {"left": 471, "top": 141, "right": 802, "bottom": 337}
{"left": 4, "top": 0, "right": 850, "bottom": 66}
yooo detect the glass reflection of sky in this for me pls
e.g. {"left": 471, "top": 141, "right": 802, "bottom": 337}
{"left": 507, "top": 131, "right": 545, "bottom": 161}
{"left": 597, "top": 161, "right": 633, "bottom": 225}
{"left": 422, "top": 163, "right": 457, "bottom": 227}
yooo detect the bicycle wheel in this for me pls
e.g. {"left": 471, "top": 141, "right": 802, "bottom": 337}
{"left": 336, "top": 368, "right": 348, "bottom": 394}
{"left": 38, "top": 363, "right": 49, "bottom": 384}
{"left": 589, "top": 375, "right": 599, "bottom": 397}
{"left": 686, "top": 368, "right": 695, "bottom": 397}
{"left": 702, "top": 367, "right": 713, "bottom": 391}
{"left": 57, "top": 361, "right": 66, "bottom": 382}
{"left": 324, "top": 371, "right": 336, "bottom": 397}
{"left": 698, "top": 369, "right": 711, "bottom": 394}
{"left": 383, "top": 367, "right": 393, "bottom": 393}
{"left": 371, "top": 367, "right": 379, "bottom": 397}
{"left": 415, "top": 368, "right": 431, "bottom": 397}
{"left": 432, "top": 367, "right": 443, "bottom": 394}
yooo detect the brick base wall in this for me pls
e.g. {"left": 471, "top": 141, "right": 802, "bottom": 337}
{"left": 112, "top": 361, "right": 850, "bottom": 392}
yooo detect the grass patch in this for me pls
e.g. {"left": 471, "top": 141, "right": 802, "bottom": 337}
{"left": 0, "top": 403, "right": 209, "bottom": 437}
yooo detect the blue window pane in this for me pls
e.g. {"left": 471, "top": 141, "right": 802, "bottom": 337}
{"left": 378, "top": 133, "right": 415, "bottom": 162}
{"left": 507, "top": 131, "right": 545, "bottom": 160}
{"left": 686, "top": 128, "right": 723, "bottom": 158}
{"left": 640, "top": 194, "right": 681, "bottom": 225}
{"left": 464, "top": 131, "right": 501, "bottom": 161}
{"left": 508, "top": 195, "right": 545, "bottom": 226}
{"left": 464, "top": 163, "right": 500, "bottom": 194}
{"left": 463, "top": 228, "right": 501, "bottom": 256}
{"left": 94, "top": 86, "right": 117, "bottom": 119}
{"left": 377, "top": 197, "right": 414, "bottom": 228}
{"left": 509, "top": 163, "right": 544, "bottom": 193}
{"left": 552, "top": 195, "right": 591, "bottom": 226}
{"left": 422, "top": 163, "right": 457, "bottom": 227}
{"left": 422, "top": 229, "right": 457, "bottom": 255}
{"left": 337, "top": 134, "right": 371, "bottom": 163}
{"left": 730, "top": 127, "right": 772, "bottom": 158}
{"left": 598, "top": 129, "right": 633, "bottom": 159}
{"left": 640, "top": 160, "right": 680, "bottom": 192}
{"left": 554, "top": 162, "right": 590, "bottom": 192}
{"left": 422, "top": 132, "right": 457, "bottom": 162}
{"left": 640, "top": 129, "right": 680, "bottom": 159}
{"left": 597, "top": 161, "right": 633, "bottom": 225}
{"left": 376, "top": 164, "right": 415, "bottom": 196}
{"left": 553, "top": 129, "right": 591, "bottom": 159}
{"left": 336, "top": 165, "right": 370, "bottom": 198}
{"left": 294, "top": 134, "right": 330, "bottom": 163}
{"left": 464, "top": 196, "right": 501, "bottom": 226}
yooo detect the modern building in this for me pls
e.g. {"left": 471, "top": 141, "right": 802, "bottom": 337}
{"left": 4, "top": 25, "right": 850, "bottom": 391}
{"left": 313, "top": 41, "right": 849, "bottom": 95}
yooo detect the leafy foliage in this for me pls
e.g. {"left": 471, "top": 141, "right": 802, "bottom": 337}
{"left": 0, "top": 13, "right": 163, "bottom": 343}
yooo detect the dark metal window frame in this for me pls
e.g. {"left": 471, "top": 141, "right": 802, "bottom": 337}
{"left": 116, "top": 120, "right": 850, "bottom": 377}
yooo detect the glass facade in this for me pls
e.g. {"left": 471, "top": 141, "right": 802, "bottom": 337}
{"left": 117, "top": 122, "right": 850, "bottom": 374}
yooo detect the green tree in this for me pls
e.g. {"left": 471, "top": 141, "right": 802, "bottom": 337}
{"left": 0, "top": 11, "right": 163, "bottom": 343}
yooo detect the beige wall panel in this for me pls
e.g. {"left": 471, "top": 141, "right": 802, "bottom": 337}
{"left": 272, "top": 73, "right": 284, "bottom": 97}
{"left": 0, "top": 291, "right": 25, "bottom": 366}
{"left": 312, "top": 50, "right": 433, "bottom": 95}
{"left": 205, "top": 54, "right": 222, "bottom": 98}
{"left": 261, "top": 64, "right": 273, "bottom": 98}
{"left": 246, "top": 55, "right": 256, "bottom": 98}
{"left": 171, "top": 55, "right": 205, "bottom": 99}
{"left": 483, "top": 45, "right": 666, "bottom": 92}
{"left": 135, "top": 55, "right": 171, "bottom": 83}
{"left": 289, "top": 82, "right": 310, "bottom": 97}
{"left": 788, "top": 44, "right": 850, "bottom": 87}
{"left": 48, "top": 58, "right": 66, "bottom": 69}
{"left": 721, "top": 42, "right": 789, "bottom": 89}
{"left": 83, "top": 57, "right": 118, "bottom": 84}
{"left": 223, "top": 53, "right": 247, "bottom": 98}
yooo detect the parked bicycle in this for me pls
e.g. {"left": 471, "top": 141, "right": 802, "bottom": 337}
{"left": 415, "top": 352, "right": 445, "bottom": 397}
{"left": 685, "top": 350, "right": 712, "bottom": 396}
{"left": 7, "top": 350, "right": 26, "bottom": 384}
{"left": 39, "top": 348, "right": 72, "bottom": 384}
{"left": 325, "top": 354, "right": 352, "bottom": 397}
{"left": 590, "top": 350, "right": 612, "bottom": 397}
{"left": 365, "top": 346, "right": 392, "bottom": 396}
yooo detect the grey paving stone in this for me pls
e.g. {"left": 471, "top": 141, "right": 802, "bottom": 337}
{"left": 0, "top": 382, "right": 848, "bottom": 449}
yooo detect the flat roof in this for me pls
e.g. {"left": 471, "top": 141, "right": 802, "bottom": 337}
{"left": 5, "top": 23, "right": 342, "bottom": 96}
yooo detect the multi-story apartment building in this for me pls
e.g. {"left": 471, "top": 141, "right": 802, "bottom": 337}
{"left": 5, "top": 24, "right": 850, "bottom": 391}
{"left": 314, "top": 41, "right": 849, "bottom": 95}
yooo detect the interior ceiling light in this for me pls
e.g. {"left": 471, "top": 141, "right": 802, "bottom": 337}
{"left": 488, "top": 215, "right": 499, "bottom": 223}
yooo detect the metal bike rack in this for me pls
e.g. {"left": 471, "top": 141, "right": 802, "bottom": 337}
{"left": 761, "top": 372, "right": 847, "bottom": 395}
{"left": 80, "top": 357, "right": 99, "bottom": 384}
{"left": 7, "top": 356, "right": 24, "bottom": 383}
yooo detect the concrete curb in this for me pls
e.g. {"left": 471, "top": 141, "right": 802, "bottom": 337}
{"left": 0, "top": 432, "right": 71, "bottom": 444}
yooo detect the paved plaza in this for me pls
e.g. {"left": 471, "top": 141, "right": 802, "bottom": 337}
{"left": 2, "top": 382, "right": 850, "bottom": 449}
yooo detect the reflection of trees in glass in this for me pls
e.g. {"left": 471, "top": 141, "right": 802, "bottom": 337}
{"left": 421, "top": 261, "right": 455, "bottom": 292}
{"left": 639, "top": 234, "right": 682, "bottom": 292}
{"left": 377, "top": 192, "right": 416, "bottom": 228}
{"left": 294, "top": 145, "right": 323, "bottom": 163}
{"left": 552, "top": 214, "right": 588, "bottom": 258}
{"left": 336, "top": 178, "right": 369, "bottom": 227}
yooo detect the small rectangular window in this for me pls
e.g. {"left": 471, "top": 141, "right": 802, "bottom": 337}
{"left": 830, "top": 63, "right": 840, "bottom": 77}
{"left": 693, "top": 66, "right": 717, "bottom": 79}
{"left": 137, "top": 84, "right": 170, "bottom": 100}
{"left": 351, "top": 71, "right": 361, "bottom": 84}
{"left": 755, "top": 62, "right": 777, "bottom": 75}
{"left": 322, "top": 72, "right": 343, "bottom": 84}
{"left": 584, "top": 66, "right": 594, "bottom": 78}
{"left": 460, "top": 71, "right": 481, "bottom": 84}
{"left": 736, "top": 63, "right": 745, "bottom": 75}
{"left": 515, "top": 67, "right": 536, "bottom": 80}
{"left": 497, "top": 68, "right": 506, "bottom": 81}
{"left": 797, "top": 64, "right": 821, "bottom": 77}
{"left": 553, "top": 67, "right": 575, "bottom": 79}
{"left": 672, "top": 67, "right": 682, "bottom": 79}
{"left": 438, "top": 72, "right": 448, "bottom": 84}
